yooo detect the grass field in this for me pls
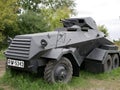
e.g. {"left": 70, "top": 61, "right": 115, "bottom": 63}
{"left": 0, "top": 67, "right": 120, "bottom": 90}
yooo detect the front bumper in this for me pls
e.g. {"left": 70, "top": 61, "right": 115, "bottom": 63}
{"left": 6, "top": 58, "right": 37, "bottom": 73}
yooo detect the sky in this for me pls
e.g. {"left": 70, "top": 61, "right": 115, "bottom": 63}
{"left": 73, "top": 0, "right": 120, "bottom": 40}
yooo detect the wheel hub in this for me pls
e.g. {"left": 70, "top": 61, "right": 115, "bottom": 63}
{"left": 54, "top": 65, "right": 67, "bottom": 82}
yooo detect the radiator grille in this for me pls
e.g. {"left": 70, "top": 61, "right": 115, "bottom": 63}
{"left": 6, "top": 37, "right": 31, "bottom": 59}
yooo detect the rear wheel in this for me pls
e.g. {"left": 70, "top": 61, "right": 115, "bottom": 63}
{"left": 112, "top": 54, "right": 119, "bottom": 69}
{"left": 44, "top": 57, "right": 73, "bottom": 83}
{"left": 103, "top": 55, "right": 112, "bottom": 72}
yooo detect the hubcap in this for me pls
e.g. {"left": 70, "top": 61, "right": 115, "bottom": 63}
{"left": 54, "top": 65, "right": 67, "bottom": 82}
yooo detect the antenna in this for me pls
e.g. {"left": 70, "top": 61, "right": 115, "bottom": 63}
{"left": 55, "top": 30, "right": 60, "bottom": 48}
{"left": 55, "top": 30, "right": 67, "bottom": 48}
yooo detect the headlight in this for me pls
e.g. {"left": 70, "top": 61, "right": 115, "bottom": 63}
{"left": 41, "top": 39, "right": 48, "bottom": 48}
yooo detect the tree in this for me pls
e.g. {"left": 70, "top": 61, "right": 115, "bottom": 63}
{"left": 17, "top": 0, "right": 75, "bottom": 12}
{"left": 0, "top": 0, "right": 18, "bottom": 37}
{"left": 98, "top": 25, "right": 109, "bottom": 36}
{"left": 17, "top": 0, "right": 76, "bottom": 31}
{"left": 41, "top": 6, "right": 72, "bottom": 30}
{"left": 0, "top": 0, "right": 18, "bottom": 49}
{"left": 17, "top": 11, "right": 49, "bottom": 34}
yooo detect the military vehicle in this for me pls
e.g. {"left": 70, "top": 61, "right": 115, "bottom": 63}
{"left": 5, "top": 17, "right": 120, "bottom": 83}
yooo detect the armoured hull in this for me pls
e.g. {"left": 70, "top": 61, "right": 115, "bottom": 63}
{"left": 5, "top": 28, "right": 113, "bottom": 60}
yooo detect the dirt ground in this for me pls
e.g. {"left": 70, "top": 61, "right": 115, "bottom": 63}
{"left": 0, "top": 60, "right": 5, "bottom": 78}
{"left": 0, "top": 60, "right": 11, "bottom": 90}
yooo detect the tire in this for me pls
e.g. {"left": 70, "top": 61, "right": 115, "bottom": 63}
{"left": 112, "top": 54, "right": 119, "bottom": 69}
{"left": 44, "top": 57, "right": 73, "bottom": 83}
{"left": 103, "top": 55, "right": 112, "bottom": 72}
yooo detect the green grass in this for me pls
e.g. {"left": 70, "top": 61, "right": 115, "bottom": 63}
{"left": 0, "top": 50, "right": 5, "bottom": 60}
{"left": 0, "top": 68, "right": 120, "bottom": 90}
{"left": 0, "top": 71, "right": 72, "bottom": 90}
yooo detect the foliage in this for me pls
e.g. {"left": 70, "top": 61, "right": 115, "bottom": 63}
{"left": 0, "top": 50, "right": 5, "bottom": 60}
{"left": 113, "top": 39, "right": 120, "bottom": 49}
{"left": 17, "top": 0, "right": 76, "bottom": 31}
{"left": 0, "top": 0, "right": 18, "bottom": 39}
{"left": 17, "top": 0, "right": 75, "bottom": 12}
{"left": 41, "top": 6, "right": 72, "bottom": 30}
{"left": 17, "top": 11, "right": 49, "bottom": 34}
{"left": 1, "top": 68, "right": 120, "bottom": 90}
{"left": 98, "top": 25, "right": 109, "bottom": 36}
{"left": 0, "top": 0, "right": 18, "bottom": 49}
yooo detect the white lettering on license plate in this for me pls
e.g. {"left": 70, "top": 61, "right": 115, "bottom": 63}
{"left": 7, "top": 59, "right": 24, "bottom": 68}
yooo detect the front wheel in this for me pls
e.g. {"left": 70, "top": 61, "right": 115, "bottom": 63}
{"left": 44, "top": 57, "right": 73, "bottom": 83}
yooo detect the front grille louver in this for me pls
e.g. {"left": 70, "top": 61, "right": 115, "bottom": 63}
{"left": 6, "top": 37, "right": 31, "bottom": 59}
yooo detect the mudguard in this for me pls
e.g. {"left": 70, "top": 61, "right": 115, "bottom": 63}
{"left": 86, "top": 48, "right": 108, "bottom": 63}
{"left": 41, "top": 48, "right": 83, "bottom": 67}
{"left": 85, "top": 48, "right": 120, "bottom": 73}
{"left": 86, "top": 48, "right": 119, "bottom": 63}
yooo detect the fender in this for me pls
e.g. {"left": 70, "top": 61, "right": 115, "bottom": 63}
{"left": 86, "top": 48, "right": 120, "bottom": 64}
{"left": 41, "top": 48, "right": 83, "bottom": 67}
{"left": 85, "top": 48, "right": 120, "bottom": 73}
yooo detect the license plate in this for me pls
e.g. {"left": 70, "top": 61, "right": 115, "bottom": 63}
{"left": 7, "top": 59, "right": 24, "bottom": 68}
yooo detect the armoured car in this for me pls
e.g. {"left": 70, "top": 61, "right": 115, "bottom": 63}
{"left": 5, "top": 17, "right": 120, "bottom": 83}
